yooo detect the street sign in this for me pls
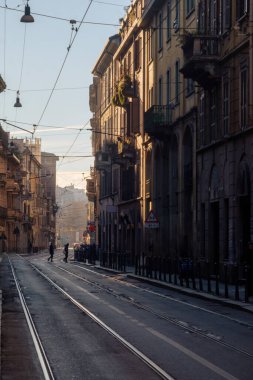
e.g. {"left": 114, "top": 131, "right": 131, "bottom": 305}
{"left": 144, "top": 210, "right": 159, "bottom": 229}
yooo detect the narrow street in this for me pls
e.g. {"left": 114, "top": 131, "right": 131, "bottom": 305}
{"left": 1, "top": 251, "right": 253, "bottom": 380}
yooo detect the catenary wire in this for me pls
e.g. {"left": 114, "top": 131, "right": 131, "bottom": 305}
{"left": 33, "top": 0, "right": 94, "bottom": 134}
{"left": 0, "top": 5, "right": 120, "bottom": 26}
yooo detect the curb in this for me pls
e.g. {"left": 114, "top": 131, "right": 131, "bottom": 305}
{"left": 127, "top": 273, "right": 253, "bottom": 315}
{"left": 72, "top": 261, "right": 253, "bottom": 314}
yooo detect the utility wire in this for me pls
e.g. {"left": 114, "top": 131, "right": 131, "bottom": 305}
{"left": 33, "top": 0, "right": 94, "bottom": 134}
{"left": 6, "top": 86, "right": 89, "bottom": 92}
{"left": 0, "top": 5, "right": 120, "bottom": 26}
{"left": 57, "top": 120, "right": 91, "bottom": 167}
{"left": 18, "top": 24, "right": 26, "bottom": 91}
{"left": 3, "top": 120, "right": 33, "bottom": 134}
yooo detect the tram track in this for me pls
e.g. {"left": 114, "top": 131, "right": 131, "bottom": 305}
{"left": 13, "top": 255, "right": 174, "bottom": 380}
{"left": 8, "top": 256, "right": 55, "bottom": 380}
{"left": 51, "top": 262, "right": 253, "bottom": 359}
{"left": 12, "top": 254, "right": 253, "bottom": 380}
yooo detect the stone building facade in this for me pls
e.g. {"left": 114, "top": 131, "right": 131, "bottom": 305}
{"left": 89, "top": 0, "right": 253, "bottom": 290}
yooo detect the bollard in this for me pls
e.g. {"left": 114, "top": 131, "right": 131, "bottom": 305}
{"left": 215, "top": 262, "right": 219, "bottom": 296}
{"left": 163, "top": 258, "right": 167, "bottom": 282}
{"left": 192, "top": 261, "right": 196, "bottom": 290}
{"left": 198, "top": 261, "right": 203, "bottom": 291}
{"left": 159, "top": 257, "right": 162, "bottom": 281}
{"left": 234, "top": 265, "right": 239, "bottom": 301}
{"left": 224, "top": 264, "right": 228, "bottom": 298}
{"left": 207, "top": 261, "right": 211, "bottom": 293}
{"left": 174, "top": 259, "right": 178, "bottom": 285}
{"left": 154, "top": 257, "right": 157, "bottom": 280}
{"left": 245, "top": 265, "right": 249, "bottom": 303}
{"left": 168, "top": 258, "right": 172, "bottom": 283}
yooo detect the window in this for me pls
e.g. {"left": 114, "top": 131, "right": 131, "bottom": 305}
{"left": 175, "top": 60, "right": 180, "bottom": 104}
{"left": 167, "top": 1, "right": 171, "bottom": 41}
{"left": 210, "top": 0, "right": 218, "bottom": 33}
{"left": 134, "top": 38, "right": 141, "bottom": 70}
{"left": 200, "top": 203, "right": 206, "bottom": 257}
{"left": 174, "top": 0, "right": 180, "bottom": 31}
{"left": 210, "top": 88, "right": 217, "bottom": 140}
{"left": 198, "top": 0, "right": 206, "bottom": 33}
{"left": 224, "top": 199, "right": 229, "bottom": 260}
{"left": 158, "top": 77, "right": 163, "bottom": 105}
{"left": 166, "top": 69, "right": 171, "bottom": 105}
{"left": 186, "top": 78, "right": 194, "bottom": 96}
{"left": 240, "top": 65, "right": 248, "bottom": 128}
{"left": 222, "top": 0, "right": 231, "bottom": 33}
{"left": 237, "top": 0, "right": 248, "bottom": 20}
{"left": 112, "top": 168, "right": 119, "bottom": 193}
{"left": 158, "top": 12, "right": 163, "bottom": 50}
{"left": 147, "top": 28, "right": 153, "bottom": 61}
{"left": 223, "top": 75, "right": 229, "bottom": 135}
{"left": 127, "top": 51, "right": 132, "bottom": 76}
{"left": 148, "top": 87, "right": 153, "bottom": 108}
{"left": 199, "top": 92, "right": 205, "bottom": 146}
{"left": 186, "top": 0, "right": 194, "bottom": 15}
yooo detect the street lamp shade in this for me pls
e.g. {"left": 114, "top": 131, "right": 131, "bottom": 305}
{"left": 20, "top": 3, "right": 34, "bottom": 23}
{"left": 14, "top": 91, "right": 22, "bottom": 107}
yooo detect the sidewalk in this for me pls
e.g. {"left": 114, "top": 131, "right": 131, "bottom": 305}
{"left": 77, "top": 259, "right": 253, "bottom": 315}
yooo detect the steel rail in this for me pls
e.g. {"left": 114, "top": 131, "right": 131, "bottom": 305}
{"left": 8, "top": 256, "right": 55, "bottom": 380}
{"left": 72, "top": 262, "right": 253, "bottom": 328}
{"left": 54, "top": 263, "right": 253, "bottom": 359}
{"left": 27, "top": 260, "right": 175, "bottom": 380}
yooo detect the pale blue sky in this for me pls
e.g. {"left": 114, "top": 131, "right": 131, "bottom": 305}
{"left": 0, "top": 0, "right": 128, "bottom": 188}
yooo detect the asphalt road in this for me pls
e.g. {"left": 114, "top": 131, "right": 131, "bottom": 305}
{"left": 1, "top": 251, "right": 253, "bottom": 380}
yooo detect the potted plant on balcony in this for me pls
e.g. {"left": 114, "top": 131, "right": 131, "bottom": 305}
{"left": 111, "top": 82, "right": 128, "bottom": 108}
{"left": 111, "top": 73, "right": 135, "bottom": 108}
{"left": 119, "top": 74, "right": 135, "bottom": 98}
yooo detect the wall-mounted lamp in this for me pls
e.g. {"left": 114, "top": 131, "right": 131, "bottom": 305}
{"left": 14, "top": 91, "right": 22, "bottom": 107}
{"left": 20, "top": 1, "right": 34, "bottom": 23}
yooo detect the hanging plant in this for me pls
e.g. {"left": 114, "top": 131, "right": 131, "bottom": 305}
{"left": 111, "top": 82, "right": 128, "bottom": 108}
{"left": 119, "top": 74, "right": 135, "bottom": 98}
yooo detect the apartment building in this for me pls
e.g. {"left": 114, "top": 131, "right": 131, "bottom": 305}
{"left": 0, "top": 133, "right": 58, "bottom": 253}
{"left": 90, "top": 0, "right": 253, "bottom": 291}
{"left": 179, "top": 1, "right": 253, "bottom": 284}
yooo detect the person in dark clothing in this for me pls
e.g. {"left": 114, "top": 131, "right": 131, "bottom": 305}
{"left": 63, "top": 243, "right": 69, "bottom": 263}
{"left": 48, "top": 242, "right": 54, "bottom": 262}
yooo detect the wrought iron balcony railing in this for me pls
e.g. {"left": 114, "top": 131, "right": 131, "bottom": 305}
{"left": 144, "top": 105, "right": 173, "bottom": 137}
{"left": 181, "top": 34, "right": 221, "bottom": 87}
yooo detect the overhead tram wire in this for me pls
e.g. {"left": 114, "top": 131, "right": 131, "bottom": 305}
{"left": 33, "top": 0, "right": 95, "bottom": 136}
{"left": 0, "top": 5, "right": 119, "bottom": 27}
{"left": 6, "top": 86, "right": 89, "bottom": 92}
{"left": 2, "top": 1, "right": 7, "bottom": 115}
{"left": 57, "top": 120, "right": 91, "bottom": 168}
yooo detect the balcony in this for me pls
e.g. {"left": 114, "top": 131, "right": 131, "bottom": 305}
{"left": 86, "top": 179, "right": 95, "bottom": 194}
{"left": 22, "top": 214, "right": 33, "bottom": 224}
{"left": 144, "top": 105, "right": 172, "bottom": 137}
{"left": 7, "top": 209, "right": 22, "bottom": 220}
{"left": 180, "top": 34, "right": 221, "bottom": 88}
{"left": 0, "top": 173, "right": 7, "bottom": 187}
{"left": 95, "top": 151, "right": 110, "bottom": 171}
{"left": 5, "top": 179, "right": 20, "bottom": 193}
{"left": 0, "top": 206, "right": 7, "bottom": 218}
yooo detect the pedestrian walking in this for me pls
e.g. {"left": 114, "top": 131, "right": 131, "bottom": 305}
{"left": 63, "top": 243, "right": 69, "bottom": 263}
{"left": 48, "top": 242, "right": 54, "bottom": 262}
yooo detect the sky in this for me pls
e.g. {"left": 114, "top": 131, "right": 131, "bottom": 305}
{"left": 0, "top": 0, "right": 129, "bottom": 189}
